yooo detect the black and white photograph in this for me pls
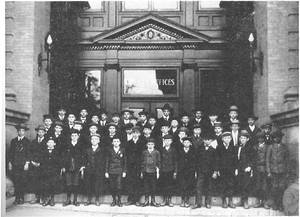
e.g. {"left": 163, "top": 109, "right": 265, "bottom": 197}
{"left": 3, "top": 0, "right": 299, "bottom": 216}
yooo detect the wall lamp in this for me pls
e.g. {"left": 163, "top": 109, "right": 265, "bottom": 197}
{"left": 248, "top": 33, "right": 264, "bottom": 75}
{"left": 38, "top": 33, "right": 53, "bottom": 76}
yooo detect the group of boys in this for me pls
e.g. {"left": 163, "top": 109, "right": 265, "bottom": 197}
{"left": 8, "top": 103, "right": 289, "bottom": 211}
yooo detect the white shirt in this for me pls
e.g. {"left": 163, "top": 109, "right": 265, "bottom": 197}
{"left": 249, "top": 125, "right": 255, "bottom": 132}
{"left": 113, "top": 146, "right": 120, "bottom": 153}
{"left": 232, "top": 131, "right": 239, "bottom": 146}
{"left": 18, "top": 136, "right": 24, "bottom": 141}
{"left": 92, "top": 145, "right": 99, "bottom": 152}
{"left": 183, "top": 147, "right": 190, "bottom": 153}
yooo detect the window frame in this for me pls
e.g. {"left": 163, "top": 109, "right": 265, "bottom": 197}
{"left": 121, "top": 0, "right": 180, "bottom": 12}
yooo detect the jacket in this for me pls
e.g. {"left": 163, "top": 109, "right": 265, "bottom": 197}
{"left": 266, "top": 143, "right": 289, "bottom": 174}
{"left": 141, "top": 149, "right": 161, "bottom": 173}
{"left": 105, "top": 146, "right": 127, "bottom": 174}
{"left": 8, "top": 137, "right": 30, "bottom": 167}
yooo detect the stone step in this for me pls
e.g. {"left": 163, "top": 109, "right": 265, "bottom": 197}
{"left": 24, "top": 194, "right": 262, "bottom": 207}
{"left": 11, "top": 203, "right": 284, "bottom": 216}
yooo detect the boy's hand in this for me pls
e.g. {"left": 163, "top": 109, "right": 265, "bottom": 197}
{"left": 140, "top": 172, "right": 144, "bottom": 179}
{"left": 212, "top": 171, "right": 218, "bottom": 179}
{"left": 156, "top": 171, "right": 160, "bottom": 179}
{"left": 244, "top": 166, "right": 251, "bottom": 172}
{"left": 61, "top": 168, "right": 66, "bottom": 173}
{"left": 105, "top": 172, "right": 109, "bottom": 178}
{"left": 24, "top": 162, "right": 29, "bottom": 171}
{"left": 8, "top": 162, "right": 12, "bottom": 171}
{"left": 235, "top": 169, "right": 238, "bottom": 176}
{"left": 195, "top": 172, "right": 197, "bottom": 179}
{"left": 173, "top": 172, "right": 177, "bottom": 179}
{"left": 122, "top": 172, "right": 126, "bottom": 178}
{"left": 267, "top": 172, "right": 271, "bottom": 177}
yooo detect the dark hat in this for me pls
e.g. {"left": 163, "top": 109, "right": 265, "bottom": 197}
{"left": 70, "top": 129, "right": 80, "bottom": 135}
{"left": 239, "top": 130, "right": 250, "bottom": 138}
{"left": 107, "top": 122, "right": 118, "bottom": 128}
{"left": 146, "top": 137, "right": 156, "bottom": 144}
{"left": 271, "top": 130, "right": 284, "bottom": 138}
{"left": 35, "top": 124, "right": 46, "bottom": 131}
{"left": 53, "top": 121, "right": 64, "bottom": 127}
{"left": 57, "top": 107, "right": 66, "bottom": 113}
{"left": 121, "top": 109, "right": 133, "bottom": 115}
{"left": 256, "top": 131, "right": 265, "bottom": 138}
{"left": 208, "top": 109, "right": 219, "bottom": 116}
{"left": 231, "top": 120, "right": 240, "bottom": 125}
{"left": 214, "top": 121, "right": 223, "bottom": 128}
{"left": 90, "top": 111, "right": 100, "bottom": 117}
{"left": 43, "top": 114, "right": 53, "bottom": 120}
{"left": 88, "top": 122, "right": 98, "bottom": 128}
{"left": 162, "top": 103, "right": 172, "bottom": 111}
{"left": 182, "top": 137, "right": 192, "bottom": 143}
{"left": 202, "top": 132, "right": 215, "bottom": 140}
{"left": 229, "top": 105, "right": 239, "bottom": 111}
{"left": 178, "top": 127, "right": 188, "bottom": 133}
{"left": 261, "top": 122, "right": 272, "bottom": 129}
{"left": 47, "top": 136, "right": 56, "bottom": 142}
{"left": 112, "top": 135, "right": 121, "bottom": 140}
{"left": 67, "top": 110, "right": 76, "bottom": 116}
{"left": 193, "top": 106, "right": 203, "bottom": 113}
{"left": 247, "top": 114, "right": 258, "bottom": 120}
{"left": 221, "top": 131, "right": 232, "bottom": 137}
{"left": 192, "top": 124, "right": 202, "bottom": 129}
{"left": 112, "top": 112, "right": 120, "bottom": 117}
{"left": 79, "top": 107, "right": 88, "bottom": 112}
{"left": 74, "top": 120, "right": 83, "bottom": 126}
{"left": 138, "top": 111, "right": 148, "bottom": 116}
{"left": 124, "top": 123, "right": 134, "bottom": 130}
{"left": 148, "top": 113, "right": 157, "bottom": 119}
{"left": 180, "top": 111, "right": 190, "bottom": 117}
{"left": 90, "top": 133, "right": 101, "bottom": 139}
{"left": 143, "top": 123, "right": 152, "bottom": 130}
{"left": 160, "top": 121, "right": 170, "bottom": 127}
{"left": 132, "top": 126, "right": 141, "bottom": 133}
{"left": 163, "top": 134, "right": 173, "bottom": 140}
{"left": 99, "top": 108, "right": 108, "bottom": 115}
{"left": 15, "top": 123, "right": 29, "bottom": 131}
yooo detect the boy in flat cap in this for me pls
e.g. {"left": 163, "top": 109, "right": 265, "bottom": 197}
{"left": 169, "top": 118, "right": 179, "bottom": 139}
{"left": 173, "top": 127, "right": 189, "bottom": 152}
{"left": 40, "top": 137, "right": 62, "bottom": 206}
{"left": 148, "top": 114, "right": 159, "bottom": 138}
{"left": 236, "top": 131, "right": 254, "bottom": 209}
{"left": 121, "top": 109, "right": 133, "bottom": 126}
{"left": 8, "top": 124, "right": 30, "bottom": 205}
{"left": 191, "top": 124, "right": 203, "bottom": 151}
{"left": 157, "top": 103, "right": 172, "bottom": 129}
{"left": 179, "top": 112, "right": 192, "bottom": 132}
{"left": 266, "top": 130, "right": 289, "bottom": 211}
{"left": 214, "top": 121, "right": 223, "bottom": 145}
{"left": 90, "top": 111, "right": 100, "bottom": 125}
{"left": 207, "top": 110, "right": 220, "bottom": 135}
{"left": 190, "top": 107, "right": 206, "bottom": 128}
{"left": 111, "top": 112, "right": 122, "bottom": 129}
{"left": 81, "top": 122, "right": 100, "bottom": 150}
{"left": 158, "top": 134, "right": 177, "bottom": 207}
{"left": 245, "top": 115, "right": 261, "bottom": 141}
{"left": 99, "top": 109, "right": 108, "bottom": 137}
{"left": 43, "top": 114, "right": 54, "bottom": 137}
{"left": 157, "top": 121, "right": 171, "bottom": 151}
{"left": 125, "top": 127, "right": 144, "bottom": 206}
{"left": 83, "top": 134, "right": 106, "bottom": 206}
{"left": 124, "top": 123, "right": 134, "bottom": 143}
{"left": 140, "top": 138, "right": 161, "bottom": 207}
{"left": 193, "top": 132, "right": 217, "bottom": 209}
{"left": 223, "top": 105, "right": 239, "bottom": 131}
{"left": 61, "top": 129, "right": 85, "bottom": 206}
{"left": 27, "top": 125, "right": 47, "bottom": 204}
{"left": 50, "top": 121, "right": 67, "bottom": 152}
{"left": 105, "top": 136, "right": 127, "bottom": 207}
{"left": 261, "top": 123, "right": 273, "bottom": 146}
{"left": 55, "top": 108, "right": 67, "bottom": 125}
{"left": 64, "top": 111, "right": 76, "bottom": 138}
{"left": 79, "top": 108, "right": 88, "bottom": 127}
{"left": 252, "top": 131, "right": 269, "bottom": 208}
{"left": 137, "top": 111, "right": 149, "bottom": 129}
{"left": 177, "top": 137, "right": 196, "bottom": 208}
{"left": 215, "top": 132, "right": 237, "bottom": 208}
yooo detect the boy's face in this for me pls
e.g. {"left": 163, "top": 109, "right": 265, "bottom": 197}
{"left": 214, "top": 126, "right": 223, "bottom": 134}
{"left": 231, "top": 124, "right": 240, "bottom": 131}
{"left": 163, "top": 109, "right": 170, "bottom": 117}
{"left": 247, "top": 118, "right": 255, "bottom": 126}
{"left": 171, "top": 120, "right": 178, "bottom": 127}
{"left": 58, "top": 110, "right": 66, "bottom": 117}
{"left": 143, "top": 128, "right": 152, "bottom": 135}
{"left": 273, "top": 136, "right": 281, "bottom": 143}
{"left": 91, "top": 136, "right": 100, "bottom": 146}
{"left": 163, "top": 138, "right": 172, "bottom": 147}
{"left": 132, "top": 131, "right": 140, "bottom": 139}
{"left": 89, "top": 126, "right": 98, "bottom": 134}
{"left": 195, "top": 111, "right": 203, "bottom": 119}
{"left": 74, "top": 124, "right": 82, "bottom": 131}
{"left": 239, "top": 136, "right": 249, "bottom": 145}
{"left": 193, "top": 127, "right": 201, "bottom": 135}
{"left": 80, "top": 109, "right": 88, "bottom": 117}
{"left": 112, "top": 138, "right": 121, "bottom": 147}
{"left": 112, "top": 116, "right": 120, "bottom": 123}
{"left": 140, "top": 114, "right": 147, "bottom": 122}
{"left": 183, "top": 140, "right": 191, "bottom": 148}
{"left": 108, "top": 126, "right": 116, "bottom": 134}
{"left": 222, "top": 135, "right": 232, "bottom": 144}
{"left": 91, "top": 115, "right": 99, "bottom": 123}
{"left": 100, "top": 113, "right": 107, "bottom": 120}
{"left": 71, "top": 133, "right": 79, "bottom": 141}
{"left": 178, "top": 131, "right": 187, "bottom": 139}
{"left": 209, "top": 115, "right": 218, "bottom": 122}
{"left": 47, "top": 140, "right": 55, "bottom": 149}
{"left": 68, "top": 114, "right": 76, "bottom": 123}
{"left": 161, "top": 126, "right": 169, "bottom": 134}
{"left": 229, "top": 111, "right": 238, "bottom": 119}
{"left": 149, "top": 118, "right": 156, "bottom": 125}
{"left": 126, "top": 128, "right": 133, "bottom": 134}
{"left": 203, "top": 139, "right": 212, "bottom": 146}
{"left": 54, "top": 125, "right": 63, "bottom": 133}
{"left": 123, "top": 112, "right": 131, "bottom": 120}
{"left": 263, "top": 128, "right": 271, "bottom": 134}
{"left": 147, "top": 142, "right": 155, "bottom": 149}
{"left": 37, "top": 129, "right": 46, "bottom": 138}
{"left": 44, "top": 118, "right": 52, "bottom": 127}
{"left": 181, "top": 116, "right": 189, "bottom": 124}
{"left": 130, "top": 119, "right": 137, "bottom": 125}
{"left": 17, "top": 129, "right": 26, "bottom": 137}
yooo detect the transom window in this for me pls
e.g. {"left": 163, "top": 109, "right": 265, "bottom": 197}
{"left": 199, "top": 1, "right": 221, "bottom": 9}
{"left": 122, "top": 0, "right": 180, "bottom": 11}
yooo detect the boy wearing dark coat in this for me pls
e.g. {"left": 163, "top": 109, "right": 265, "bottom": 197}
{"left": 40, "top": 137, "right": 62, "bottom": 206}
{"left": 83, "top": 134, "right": 106, "bottom": 206}
{"left": 61, "top": 129, "right": 85, "bottom": 206}
{"left": 105, "top": 136, "right": 127, "bottom": 207}
{"left": 177, "top": 137, "right": 196, "bottom": 208}
{"left": 8, "top": 123, "right": 30, "bottom": 205}
{"left": 158, "top": 134, "right": 177, "bottom": 207}
{"left": 215, "top": 131, "right": 238, "bottom": 208}
{"left": 266, "top": 130, "right": 289, "bottom": 211}
{"left": 140, "top": 138, "right": 161, "bottom": 207}
{"left": 192, "top": 132, "right": 217, "bottom": 209}
{"left": 28, "top": 125, "right": 46, "bottom": 204}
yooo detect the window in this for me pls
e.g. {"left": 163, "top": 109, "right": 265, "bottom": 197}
{"left": 87, "top": 0, "right": 104, "bottom": 10}
{"left": 123, "top": 69, "right": 178, "bottom": 97}
{"left": 122, "top": 0, "right": 179, "bottom": 11}
{"left": 85, "top": 70, "right": 101, "bottom": 108}
{"left": 199, "top": 1, "right": 220, "bottom": 9}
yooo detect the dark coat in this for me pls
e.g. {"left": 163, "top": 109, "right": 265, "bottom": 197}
{"left": 215, "top": 143, "right": 237, "bottom": 172}
{"left": 159, "top": 146, "right": 178, "bottom": 173}
{"left": 47, "top": 132, "right": 68, "bottom": 153}
{"left": 40, "top": 148, "right": 62, "bottom": 177}
{"left": 8, "top": 137, "right": 30, "bottom": 168}
{"left": 28, "top": 137, "right": 46, "bottom": 164}
{"left": 141, "top": 149, "right": 161, "bottom": 173}
{"left": 191, "top": 135, "right": 204, "bottom": 151}
{"left": 236, "top": 142, "right": 254, "bottom": 172}
{"left": 253, "top": 142, "right": 268, "bottom": 172}
{"left": 125, "top": 138, "right": 144, "bottom": 171}
{"left": 62, "top": 142, "right": 84, "bottom": 172}
{"left": 84, "top": 145, "right": 106, "bottom": 176}
{"left": 105, "top": 147, "right": 127, "bottom": 174}
{"left": 266, "top": 143, "right": 289, "bottom": 174}
{"left": 196, "top": 144, "right": 217, "bottom": 174}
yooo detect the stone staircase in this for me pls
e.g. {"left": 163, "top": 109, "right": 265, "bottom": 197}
{"left": 6, "top": 194, "right": 284, "bottom": 216}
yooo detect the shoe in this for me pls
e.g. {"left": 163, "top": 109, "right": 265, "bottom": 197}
{"left": 30, "top": 196, "right": 40, "bottom": 204}
{"left": 243, "top": 200, "right": 249, "bottom": 209}
{"left": 111, "top": 197, "right": 117, "bottom": 207}
{"left": 222, "top": 198, "right": 228, "bottom": 208}
{"left": 160, "top": 196, "right": 167, "bottom": 206}
{"left": 180, "top": 199, "right": 185, "bottom": 207}
{"left": 142, "top": 196, "right": 150, "bottom": 207}
{"left": 63, "top": 197, "right": 71, "bottom": 207}
{"left": 73, "top": 200, "right": 80, "bottom": 206}
{"left": 264, "top": 203, "right": 271, "bottom": 209}
{"left": 49, "top": 196, "right": 55, "bottom": 206}
{"left": 184, "top": 201, "right": 190, "bottom": 208}
{"left": 228, "top": 198, "right": 236, "bottom": 209}
{"left": 125, "top": 201, "right": 135, "bottom": 206}
{"left": 18, "top": 198, "right": 24, "bottom": 205}
{"left": 168, "top": 196, "right": 174, "bottom": 207}
{"left": 192, "top": 204, "right": 201, "bottom": 209}
{"left": 205, "top": 203, "right": 211, "bottom": 209}
{"left": 205, "top": 198, "right": 212, "bottom": 209}
{"left": 150, "top": 196, "right": 160, "bottom": 207}
{"left": 254, "top": 199, "right": 262, "bottom": 208}
{"left": 84, "top": 200, "right": 92, "bottom": 206}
